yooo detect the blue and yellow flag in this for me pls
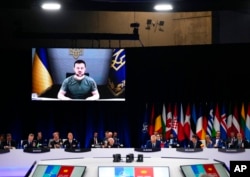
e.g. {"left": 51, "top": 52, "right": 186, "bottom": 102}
{"left": 107, "top": 48, "right": 126, "bottom": 96}
{"left": 32, "top": 48, "right": 53, "bottom": 95}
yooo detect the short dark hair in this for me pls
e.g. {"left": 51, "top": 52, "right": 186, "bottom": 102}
{"left": 74, "top": 59, "right": 86, "bottom": 67}
{"left": 192, "top": 134, "right": 197, "bottom": 139}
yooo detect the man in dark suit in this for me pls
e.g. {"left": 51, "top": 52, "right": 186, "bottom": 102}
{"left": 226, "top": 131, "right": 237, "bottom": 148}
{"left": 165, "top": 133, "right": 179, "bottom": 148}
{"left": 2, "top": 133, "right": 17, "bottom": 149}
{"left": 187, "top": 134, "right": 203, "bottom": 148}
{"left": 63, "top": 132, "right": 78, "bottom": 149}
{"left": 89, "top": 131, "right": 102, "bottom": 148}
{"left": 22, "top": 133, "right": 37, "bottom": 149}
{"left": 146, "top": 134, "right": 161, "bottom": 148}
{"left": 232, "top": 132, "right": 248, "bottom": 149}
{"left": 0, "top": 134, "right": 5, "bottom": 149}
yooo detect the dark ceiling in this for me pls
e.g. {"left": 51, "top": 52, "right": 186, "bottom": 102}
{"left": 2, "top": 0, "right": 250, "bottom": 12}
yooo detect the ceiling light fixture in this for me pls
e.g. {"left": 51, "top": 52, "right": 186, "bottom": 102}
{"left": 41, "top": 1, "right": 61, "bottom": 10}
{"left": 154, "top": 4, "right": 173, "bottom": 11}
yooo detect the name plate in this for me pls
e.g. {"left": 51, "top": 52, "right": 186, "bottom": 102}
{"left": 218, "top": 148, "right": 245, "bottom": 153}
{"left": 176, "top": 148, "right": 203, "bottom": 152}
{"left": 23, "top": 148, "right": 50, "bottom": 153}
{"left": 134, "top": 148, "right": 161, "bottom": 152}
{"left": 65, "top": 148, "right": 91, "bottom": 153}
{"left": 0, "top": 149, "right": 10, "bottom": 154}
{"left": 92, "top": 144, "right": 102, "bottom": 148}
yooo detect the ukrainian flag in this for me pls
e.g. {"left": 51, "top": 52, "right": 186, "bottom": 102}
{"left": 107, "top": 48, "right": 126, "bottom": 96}
{"left": 32, "top": 48, "right": 53, "bottom": 96}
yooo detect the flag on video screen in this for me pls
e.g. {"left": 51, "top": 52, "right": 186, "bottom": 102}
{"left": 107, "top": 48, "right": 126, "bottom": 96}
{"left": 44, "top": 165, "right": 60, "bottom": 176}
{"left": 32, "top": 48, "right": 53, "bottom": 95}
{"left": 203, "top": 164, "right": 220, "bottom": 177}
{"left": 57, "top": 166, "right": 74, "bottom": 176}
{"left": 134, "top": 167, "right": 154, "bottom": 177}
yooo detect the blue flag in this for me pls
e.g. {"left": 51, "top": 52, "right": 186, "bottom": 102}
{"left": 107, "top": 49, "right": 126, "bottom": 96}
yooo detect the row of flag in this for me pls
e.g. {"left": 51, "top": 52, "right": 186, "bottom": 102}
{"left": 32, "top": 48, "right": 126, "bottom": 97}
{"left": 141, "top": 102, "right": 250, "bottom": 142}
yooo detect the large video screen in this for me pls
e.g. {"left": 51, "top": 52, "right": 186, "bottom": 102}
{"left": 31, "top": 48, "right": 126, "bottom": 101}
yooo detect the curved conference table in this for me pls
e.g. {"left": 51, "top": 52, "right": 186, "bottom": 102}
{"left": 0, "top": 148, "right": 249, "bottom": 177}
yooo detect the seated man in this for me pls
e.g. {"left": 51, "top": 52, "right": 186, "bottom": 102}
{"left": 187, "top": 135, "right": 203, "bottom": 148}
{"left": 49, "top": 131, "right": 63, "bottom": 148}
{"left": 205, "top": 135, "right": 213, "bottom": 148}
{"left": 63, "top": 132, "right": 78, "bottom": 149}
{"left": 105, "top": 137, "right": 119, "bottom": 148}
{"left": 22, "top": 133, "right": 37, "bottom": 149}
{"left": 89, "top": 131, "right": 102, "bottom": 148}
{"left": 36, "top": 131, "right": 47, "bottom": 148}
{"left": 232, "top": 132, "right": 248, "bottom": 149}
{"left": 0, "top": 134, "right": 5, "bottom": 149}
{"left": 2, "top": 133, "right": 17, "bottom": 149}
{"left": 212, "top": 131, "right": 226, "bottom": 148}
{"left": 165, "top": 133, "right": 179, "bottom": 148}
{"left": 145, "top": 134, "right": 161, "bottom": 148}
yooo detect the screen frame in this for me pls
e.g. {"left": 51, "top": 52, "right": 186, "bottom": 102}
{"left": 31, "top": 47, "right": 126, "bottom": 101}
{"left": 180, "top": 162, "right": 230, "bottom": 177}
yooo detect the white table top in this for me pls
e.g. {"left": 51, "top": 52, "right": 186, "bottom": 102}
{"left": 0, "top": 148, "right": 249, "bottom": 177}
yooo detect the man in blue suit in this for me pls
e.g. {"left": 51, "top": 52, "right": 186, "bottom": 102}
{"left": 212, "top": 131, "right": 225, "bottom": 148}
